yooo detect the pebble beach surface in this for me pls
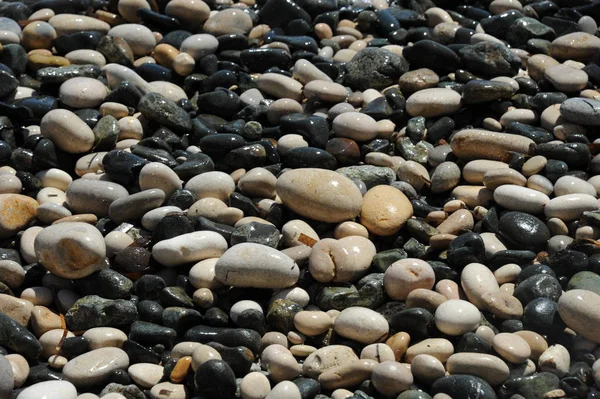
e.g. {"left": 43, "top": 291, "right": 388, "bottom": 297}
{"left": 2, "top": 0, "right": 600, "bottom": 398}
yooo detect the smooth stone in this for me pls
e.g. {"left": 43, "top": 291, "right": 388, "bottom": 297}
{"left": 544, "top": 194, "right": 599, "bottom": 221}
{"left": 459, "top": 41, "right": 521, "bottom": 76}
{"left": 63, "top": 348, "right": 129, "bottom": 387}
{"left": 138, "top": 92, "right": 191, "bottom": 133}
{"left": 0, "top": 294, "right": 33, "bottom": 326}
{"left": 567, "top": 271, "right": 600, "bottom": 295}
{"left": 406, "top": 88, "right": 463, "bottom": 117}
{"left": 551, "top": 32, "right": 600, "bottom": 60}
{"left": 498, "top": 372, "right": 559, "bottom": 398}
{"left": 302, "top": 345, "right": 359, "bottom": 378}
{"left": 276, "top": 168, "right": 363, "bottom": 223}
{"left": 360, "top": 185, "right": 413, "bottom": 236}
{"left": 334, "top": 307, "right": 389, "bottom": 344}
{"left": 65, "top": 179, "right": 128, "bottom": 217}
{"left": 493, "top": 185, "right": 549, "bottom": 214}
{"left": 460, "top": 262, "right": 500, "bottom": 309}
{"left": 560, "top": 98, "right": 600, "bottom": 126}
{"left": 215, "top": 243, "right": 299, "bottom": 289}
{"left": 48, "top": 14, "right": 110, "bottom": 35}
{"left": 257, "top": 73, "right": 303, "bottom": 102}
{"left": 371, "top": 360, "right": 413, "bottom": 396}
{"left": 384, "top": 258, "right": 435, "bottom": 301}
{"left": 240, "top": 372, "right": 271, "bottom": 399}
{"left": 405, "top": 338, "right": 454, "bottom": 363}
{"left": 204, "top": 9, "right": 253, "bottom": 36}
{"left": 59, "top": 77, "right": 108, "bottom": 109}
{"left": 544, "top": 64, "right": 588, "bottom": 92}
{"left": 554, "top": 176, "right": 596, "bottom": 197}
{"left": 34, "top": 222, "right": 106, "bottom": 279}
{"left": 82, "top": 327, "right": 127, "bottom": 350}
{"left": 0, "top": 194, "right": 38, "bottom": 239}
{"left": 432, "top": 375, "right": 497, "bottom": 399}
{"left": 434, "top": 299, "right": 480, "bottom": 336}
{"left": 16, "top": 381, "right": 77, "bottom": 399}
{"left": 447, "top": 353, "right": 509, "bottom": 386}
{"left": 558, "top": 289, "right": 600, "bottom": 343}
{"left": 450, "top": 129, "right": 534, "bottom": 161}
{"left": 108, "top": 24, "right": 155, "bottom": 57}
{"left": 152, "top": 231, "right": 228, "bottom": 267}
{"left": 498, "top": 211, "right": 550, "bottom": 252}
{"left": 40, "top": 109, "right": 95, "bottom": 153}
{"left": 493, "top": 333, "right": 531, "bottom": 363}
{"left": 332, "top": 112, "right": 378, "bottom": 142}
{"left": 318, "top": 359, "right": 378, "bottom": 390}
{"left": 127, "top": 363, "right": 163, "bottom": 388}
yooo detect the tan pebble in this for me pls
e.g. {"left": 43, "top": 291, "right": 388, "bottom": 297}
{"left": 117, "top": 0, "right": 150, "bottom": 23}
{"left": 21, "top": 21, "right": 56, "bottom": 50}
{"left": 493, "top": 333, "right": 531, "bottom": 363}
{"left": 334, "top": 307, "right": 389, "bottom": 344}
{"left": 436, "top": 279, "right": 461, "bottom": 300}
{"left": 558, "top": 289, "right": 600, "bottom": 344}
{"left": 315, "top": 23, "right": 333, "bottom": 39}
{"left": 411, "top": 354, "right": 445, "bottom": 384}
{"left": 371, "top": 361, "right": 413, "bottom": 396}
{"left": 398, "top": 68, "right": 439, "bottom": 93}
{"left": 99, "top": 102, "right": 128, "bottom": 119}
{"left": 450, "top": 129, "right": 534, "bottom": 161}
{"left": 30, "top": 306, "right": 62, "bottom": 337}
{"left": 65, "top": 49, "right": 106, "bottom": 67}
{"left": 0, "top": 260, "right": 25, "bottom": 289}
{"left": 302, "top": 345, "right": 359, "bottom": 378}
{"left": 443, "top": 199, "right": 466, "bottom": 213}
{"left": 476, "top": 325, "right": 496, "bottom": 345}
{"left": 184, "top": 171, "right": 235, "bottom": 202}
{"left": 266, "top": 98, "right": 303, "bottom": 125}
{"left": 527, "top": 174, "right": 554, "bottom": 196}
{"left": 257, "top": 73, "right": 303, "bottom": 101}
{"left": 481, "top": 292, "right": 524, "bottom": 319}
{"left": 500, "top": 283, "right": 515, "bottom": 295}
{"left": 384, "top": 258, "right": 435, "bottom": 300}
{"left": 276, "top": 168, "right": 363, "bottom": 223}
{"left": 48, "top": 355, "right": 68, "bottom": 369}
{"left": 29, "top": 8, "right": 55, "bottom": 21}
{"left": 238, "top": 167, "right": 277, "bottom": 198}
{"left": 0, "top": 294, "right": 33, "bottom": 326}
{"left": 360, "top": 343, "right": 395, "bottom": 363}
{"left": 332, "top": 112, "right": 378, "bottom": 142}
{"left": 514, "top": 331, "right": 548, "bottom": 361}
{"left": 290, "top": 345, "right": 316, "bottom": 357}
{"left": 493, "top": 184, "right": 550, "bottom": 214}
{"left": 287, "top": 331, "right": 305, "bottom": 345}
{"left": 447, "top": 353, "right": 509, "bottom": 386}
{"left": 461, "top": 262, "right": 500, "bottom": 309}
{"left": 538, "top": 344, "right": 570, "bottom": 377}
{"left": 277, "top": 134, "right": 308, "bottom": 155}
{"left": 264, "top": 346, "right": 301, "bottom": 382}
{"left": 6, "top": 354, "right": 28, "bottom": 387}
{"left": 406, "top": 288, "right": 447, "bottom": 313}
{"left": 386, "top": 332, "right": 411, "bottom": 362}
{"left": 334, "top": 221, "right": 369, "bottom": 239}
{"left": 406, "top": 88, "right": 462, "bottom": 117}
{"left": 293, "top": 311, "right": 331, "bottom": 336}
{"left": 48, "top": 14, "right": 109, "bottom": 35}
{"left": 40, "top": 329, "right": 75, "bottom": 358}
{"left": 545, "top": 193, "right": 599, "bottom": 221}
{"left": 451, "top": 186, "right": 494, "bottom": 207}
{"left": 494, "top": 264, "right": 522, "bottom": 284}
{"left": 240, "top": 371, "right": 271, "bottom": 399}
{"left": 331, "top": 389, "right": 353, "bottom": 399}
{"left": 191, "top": 345, "right": 221, "bottom": 371}
{"left": 149, "top": 382, "right": 187, "bottom": 399}
{"left": 360, "top": 185, "right": 413, "bottom": 236}
{"left": 483, "top": 168, "right": 527, "bottom": 190}
{"left": 318, "top": 359, "right": 377, "bottom": 390}
{"left": 551, "top": 32, "right": 600, "bottom": 61}
{"left": 545, "top": 64, "right": 588, "bottom": 92}
{"left": 397, "top": 161, "right": 431, "bottom": 191}
{"left": 436, "top": 209, "right": 473, "bottom": 235}
{"left": 82, "top": 327, "right": 127, "bottom": 350}
{"left": 489, "top": 0, "right": 522, "bottom": 13}
{"left": 463, "top": 160, "right": 510, "bottom": 184}
{"left": 304, "top": 80, "right": 348, "bottom": 102}
{"left": 429, "top": 234, "right": 456, "bottom": 250}
{"left": 333, "top": 49, "right": 356, "bottom": 62}
{"left": 434, "top": 299, "right": 480, "bottom": 336}
{"left": 265, "top": 381, "right": 301, "bottom": 399}
{"left": 309, "top": 236, "right": 374, "bottom": 283}
{"left": 405, "top": 338, "right": 454, "bottom": 363}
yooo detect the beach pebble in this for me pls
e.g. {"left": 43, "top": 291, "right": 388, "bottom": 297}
{"left": 16, "top": 381, "right": 77, "bottom": 399}
{"left": 34, "top": 222, "right": 107, "bottom": 279}
{"left": 434, "top": 299, "right": 480, "bottom": 335}
{"left": 334, "top": 307, "right": 389, "bottom": 344}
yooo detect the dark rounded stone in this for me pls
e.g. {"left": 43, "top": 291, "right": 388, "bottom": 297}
{"left": 194, "top": 359, "right": 237, "bottom": 399}
{"left": 432, "top": 375, "right": 496, "bottom": 399}
{"left": 129, "top": 321, "right": 177, "bottom": 349}
{"left": 389, "top": 307, "right": 434, "bottom": 341}
{"left": 402, "top": 40, "right": 461, "bottom": 75}
{"left": 60, "top": 336, "right": 89, "bottom": 359}
{"left": 522, "top": 297, "right": 565, "bottom": 334}
{"left": 513, "top": 274, "right": 563, "bottom": 305}
{"left": 283, "top": 146, "right": 337, "bottom": 170}
{"left": 77, "top": 269, "right": 133, "bottom": 299}
{"left": 456, "top": 332, "right": 492, "bottom": 354}
{"left": 293, "top": 377, "right": 321, "bottom": 399}
{"left": 344, "top": 47, "right": 409, "bottom": 91}
{"left": 137, "top": 300, "right": 164, "bottom": 324}
{"left": 498, "top": 211, "right": 550, "bottom": 252}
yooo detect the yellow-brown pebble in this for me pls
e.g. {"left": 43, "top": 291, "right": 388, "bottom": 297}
{"left": 360, "top": 185, "right": 413, "bottom": 236}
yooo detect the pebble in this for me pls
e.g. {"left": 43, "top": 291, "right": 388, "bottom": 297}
{"left": 360, "top": 185, "right": 413, "bottom": 236}
{"left": 41, "top": 109, "right": 95, "bottom": 153}
{"left": 434, "top": 299, "right": 480, "bottom": 335}
{"left": 406, "top": 88, "right": 463, "bottom": 117}
{"left": 215, "top": 243, "right": 299, "bottom": 289}
{"left": 16, "top": 381, "right": 77, "bottom": 399}
{"left": 493, "top": 333, "right": 532, "bottom": 364}
{"left": 276, "top": 168, "right": 363, "bottom": 223}
{"left": 558, "top": 290, "right": 600, "bottom": 343}
{"left": 152, "top": 231, "right": 228, "bottom": 267}
{"left": 34, "top": 222, "right": 107, "bottom": 279}
{"left": 63, "top": 348, "right": 129, "bottom": 387}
